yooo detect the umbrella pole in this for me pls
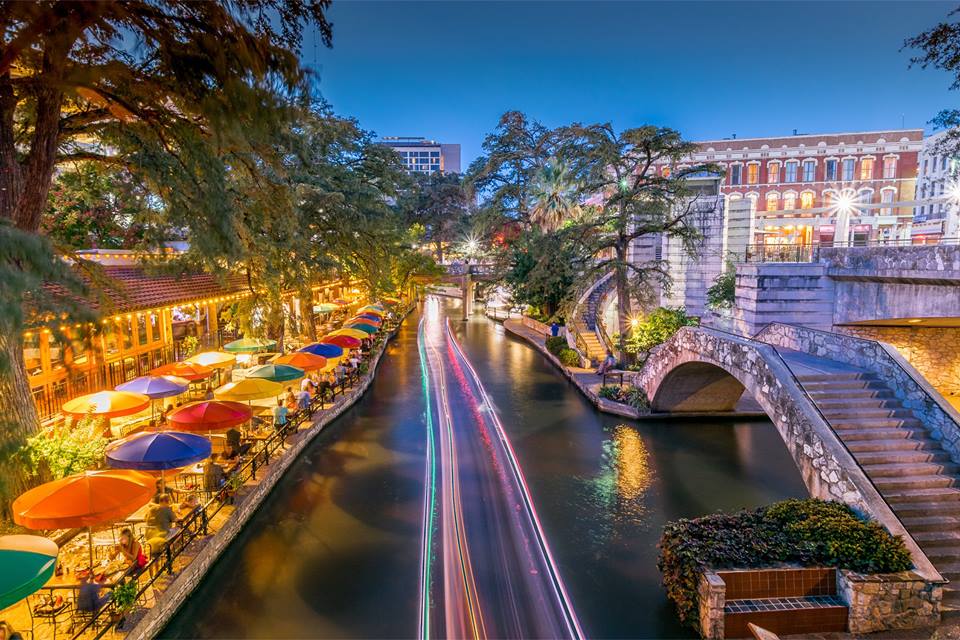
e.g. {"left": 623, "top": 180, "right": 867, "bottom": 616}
{"left": 88, "top": 526, "right": 94, "bottom": 570}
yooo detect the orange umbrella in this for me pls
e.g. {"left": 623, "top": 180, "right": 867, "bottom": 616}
{"left": 12, "top": 469, "right": 154, "bottom": 568}
{"left": 151, "top": 361, "right": 214, "bottom": 381}
{"left": 273, "top": 352, "right": 328, "bottom": 372}
{"left": 168, "top": 400, "right": 253, "bottom": 432}
{"left": 61, "top": 390, "right": 150, "bottom": 418}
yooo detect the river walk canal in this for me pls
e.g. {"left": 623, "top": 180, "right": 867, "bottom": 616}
{"left": 163, "top": 297, "right": 807, "bottom": 639}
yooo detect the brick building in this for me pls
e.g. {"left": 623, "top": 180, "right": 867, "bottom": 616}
{"left": 679, "top": 129, "right": 923, "bottom": 249}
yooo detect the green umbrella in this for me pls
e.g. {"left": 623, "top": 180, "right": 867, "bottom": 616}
{"left": 0, "top": 535, "right": 58, "bottom": 610}
{"left": 246, "top": 363, "right": 305, "bottom": 383}
{"left": 344, "top": 322, "right": 377, "bottom": 335}
{"left": 313, "top": 303, "right": 340, "bottom": 314}
{"left": 223, "top": 337, "right": 277, "bottom": 354}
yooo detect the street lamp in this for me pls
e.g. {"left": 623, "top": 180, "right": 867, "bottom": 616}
{"left": 831, "top": 191, "right": 857, "bottom": 248}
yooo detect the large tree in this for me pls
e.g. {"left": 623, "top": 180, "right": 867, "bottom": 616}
{"left": 402, "top": 171, "right": 469, "bottom": 263}
{"left": 466, "top": 111, "right": 553, "bottom": 225}
{"left": 906, "top": 7, "right": 960, "bottom": 154}
{"left": 556, "top": 123, "right": 719, "bottom": 345}
{"left": 0, "top": 0, "right": 331, "bottom": 508}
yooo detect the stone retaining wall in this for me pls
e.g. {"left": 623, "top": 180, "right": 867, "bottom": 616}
{"left": 756, "top": 322, "right": 960, "bottom": 467}
{"left": 698, "top": 571, "right": 726, "bottom": 639}
{"left": 838, "top": 569, "right": 942, "bottom": 634}
{"left": 126, "top": 312, "right": 409, "bottom": 640}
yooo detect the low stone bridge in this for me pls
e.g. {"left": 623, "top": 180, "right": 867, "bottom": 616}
{"left": 634, "top": 323, "right": 947, "bottom": 590}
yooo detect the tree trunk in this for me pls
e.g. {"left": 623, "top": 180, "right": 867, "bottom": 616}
{"left": 0, "top": 330, "right": 40, "bottom": 519}
{"left": 614, "top": 240, "right": 632, "bottom": 362}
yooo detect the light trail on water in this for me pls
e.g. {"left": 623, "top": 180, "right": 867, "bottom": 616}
{"left": 417, "top": 297, "right": 584, "bottom": 640}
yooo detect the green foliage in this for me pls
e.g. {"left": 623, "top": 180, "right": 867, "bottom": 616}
{"left": 401, "top": 172, "right": 470, "bottom": 262}
{"left": 623, "top": 307, "right": 699, "bottom": 355}
{"left": 42, "top": 164, "right": 147, "bottom": 251}
{"left": 111, "top": 580, "right": 138, "bottom": 614}
{"left": 706, "top": 267, "right": 736, "bottom": 310}
{"left": 597, "top": 385, "right": 649, "bottom": 410}
{"left": 556, "top": 348, "right": 580, "bottom": 367}
{"left": 180, "top": 336, "right": 201, "bottom": 359}
{"left": 24, "top": 415, "right": 108, "bottom": 480}
{"left": 545, "top": 336, "right": 567, "bottom": 355}
{"left": 504, "top": 230, "right": 584, "bottom": 318}
{"left": 658, "top": 499, "right": 913, "bottom": 628}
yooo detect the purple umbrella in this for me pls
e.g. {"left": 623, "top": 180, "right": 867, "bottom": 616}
{"left": 116, "top": 375, "right": 190, "bottom": 399}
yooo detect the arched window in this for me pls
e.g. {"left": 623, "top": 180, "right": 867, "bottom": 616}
{"left": 765, "top": 192, "right": 779, "bottom": 212}
{"left": 800, "top": 191, "right": 815, "bottom": 209}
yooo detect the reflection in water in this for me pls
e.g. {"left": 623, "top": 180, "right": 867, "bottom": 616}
{"left": 163, "top": 301, "right": 808, "bottom": 640}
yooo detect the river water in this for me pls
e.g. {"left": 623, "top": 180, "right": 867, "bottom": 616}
{"left": 163, "top": 299, "right": 807, "bottom": 639}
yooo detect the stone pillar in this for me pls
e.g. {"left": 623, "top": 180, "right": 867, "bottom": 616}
{"left": 461, "top": 274, "right": 473, "bottom": 321}
{"left": 698, "top": 571, "right": 726, "bottom": 640}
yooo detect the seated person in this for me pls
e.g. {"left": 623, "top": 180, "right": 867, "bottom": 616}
{"left": 595, "top": 350, "right": 617, "bottom": 375}
{"left": 145, "top": 494, "right": 177, "bottom": 539}
{"left": 203, "top": 454, "right": 226, "bottom": 493}
{"left": 296, "top": 389, "right": 311, "bottom": 412}
{"left": 0, "top": 621, "right": 23, "bottom": 640}
{"left": 178, "top": 493, "right": 200, "bottom": 517}
{"left": 224, "top": 427, "right": 250, "bottom": 459}
{"left": 76, "top": 574, "right": 111, "bottom": 613}
{"left": 300, "top": 376, "right": 315, "bottom": 395}
{"left": 152, "top": 478, "right": 176, "bottom": 504}
{"left": 114, "top": 527, "right": 147, "bottom": 571}
{"left": 283, "top": 387, "right": 298, "bottom": 412}
{"left": 272, "top": 399, "right": 288, "bottom": 430}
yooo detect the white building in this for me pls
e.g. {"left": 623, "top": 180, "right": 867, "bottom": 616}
{"left": 377, "top": 137, "right": 461, "bottom": 174}
{"left": 913, "top": 129, "right": 960, "bottom": 243}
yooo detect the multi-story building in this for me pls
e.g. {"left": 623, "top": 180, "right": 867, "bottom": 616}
{"left": 679, "top": 129, "right": 923, "bottom": 249}
{"left": 378, "top": 136, "right": 461, "bottom": 174}
{"left": 912, "top": 129, "right": 960, "bottom": 243}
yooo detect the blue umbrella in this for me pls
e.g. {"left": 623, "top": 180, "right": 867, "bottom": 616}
{"left": 116, "top": 375, "right": 190, "bottom": 399}
{"left": 356, "top": 313, "right": 383, "bottom": 323}
{"left": 105, "top": 430, "right": 212, "bottom": 471}
{"left": 299, "top": 342, "right": 344, "bottom": 359}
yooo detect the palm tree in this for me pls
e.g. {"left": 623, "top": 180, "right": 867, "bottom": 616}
{"left": 530, "top": 159, "right": 581, "bottom": 231}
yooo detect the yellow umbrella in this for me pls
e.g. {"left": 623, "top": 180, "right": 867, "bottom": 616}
{"left": 61, "top": 390, "right": 151, "bottom": 418}
{"left": 329, "top": 328, "right": 369, "bottom": 340}
{"left": 214, "top": 378, "right": 283, "bottom": 402}
{"left": 186, "top": 351, "right": 236, "bottom": 369}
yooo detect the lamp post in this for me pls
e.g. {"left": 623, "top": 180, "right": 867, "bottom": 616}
{"left": 832, "top": 192, "right": 857, "bottom": 248}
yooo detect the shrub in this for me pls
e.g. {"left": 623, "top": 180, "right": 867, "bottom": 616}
{"left": 556, "top": 348, "right": 580, "bottom": 367}
{"left": 598, "top": 385, "right": 649, "bottom": 410}
{"left": 545, "top": 336, "right": 567, "bottom": 355}
{"left": 657, "top": 498, "right": 912, "bottom": 629}
{"left": 24, "top": 413, "right": 108, "bottom": 480}
{"left": 623, "top": 307, "right": 699, "bottom": 355}
{"left": 598, "top": 385, "right": 622, "bottom": 401}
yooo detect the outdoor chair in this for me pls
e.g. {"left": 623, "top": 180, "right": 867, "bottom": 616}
{"left": 28, "top": 593, "right": 72, "bottom": 640}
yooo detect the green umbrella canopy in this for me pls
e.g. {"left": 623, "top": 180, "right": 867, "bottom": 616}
{"left": 0, "top": 535, "right": 58, "bottom": 610}
{"left": 223, "top": 337, "right": 277, "bottom": 354}
{"left": 246, "top": 363, "right": 305, "bottom": 383}
{"left": 313, "top": 303, "right": 340, "bottom": 314}
{"left": 343, "top": 322, "right": 377, "bottom": 335}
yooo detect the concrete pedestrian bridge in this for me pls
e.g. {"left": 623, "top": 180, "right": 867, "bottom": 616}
{"left": 635, "top": 321, "right": 960, "bottom": 610}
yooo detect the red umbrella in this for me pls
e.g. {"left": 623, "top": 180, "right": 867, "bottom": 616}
{"left": 320, "top": 334, "right": 362, "bottom": 349}
{"left": 168, "top": 400, "right": 253, "bottom": 432}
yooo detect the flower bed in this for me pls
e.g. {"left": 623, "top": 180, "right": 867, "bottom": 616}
{"left": 597, "top": 384, "right": 649, "bottom": 410}
{"left": 657, "top": 499, "right": 912, "bottom": 630}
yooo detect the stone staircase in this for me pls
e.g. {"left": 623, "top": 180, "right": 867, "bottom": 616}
{"left": 572, "top": 274, "right": 615, "bottom": 365}
{"left": 785, "top": 355, "right": 960, "bottom": 615}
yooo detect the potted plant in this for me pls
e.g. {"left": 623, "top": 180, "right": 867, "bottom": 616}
{"left": 111, "top": 580, "right": 138, "bottom": 629}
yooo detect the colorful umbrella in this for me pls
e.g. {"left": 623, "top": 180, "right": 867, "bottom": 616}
{"left": 328, "top": 328, "right": 369, "bottom": 341}
{"left": 383, "top": 297, "right": 401, "bottom": 305}
{"left": 312, "top": 303, "right": 340, "bottom": 314}
{"left": 116, "top": 375, "right": 189, "bottom": 399}
{"left": 343, "top": 322, "right": 377, "bottom": 334}
{"left": 355, "top": 314, "right": 383, "bottom": 324}
{"left": 12, "top": 470, "right": 154, "bottom": 568}
{"left": 320, "top": 335, "right": 362, "bottom": 350}
{"left": 105, "top": 431, "right": 211, "bottom": 471}
{"left": 358, "top": 306, "right": 384, "bottom": 314}
{"left": 246, "top": 364, "right": 304, "bottom": 383}
{"left": 223, "top": 337, "right": 277, "bottom": 354}
{"left": 186, "top": 351, "right": 236, "bottom": 369}
{"left": 168, "top": 400, "right": 254, "bottom": 431}
{"left": 151, "top": 361, "right": 214, "bottom": 382}
{"left": 213, "top": 378, "right": 283, "bottom": 403}
{"left": 0, "top": 535, "right": 59, "bottom": 610}
{"left": 299, "top": 342, "right": 344, "bottom": 359}
{"left": 61, "top": 390, "right": 151, "bottom": 418}
{"left": 273, "top": 352, "right": 328, "bottom": 371}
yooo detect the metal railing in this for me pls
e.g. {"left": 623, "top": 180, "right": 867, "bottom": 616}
{"left": 743, "top": 237, "right": 960, "bottom": 263}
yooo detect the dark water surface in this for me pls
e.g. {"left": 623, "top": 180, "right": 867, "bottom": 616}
{"left": 163, "top": 301, "right": 807, "bottom": 639}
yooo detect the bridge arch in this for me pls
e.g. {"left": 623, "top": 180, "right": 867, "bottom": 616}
{"left": 650, "top": 361, "right": 748, "bottom": 413}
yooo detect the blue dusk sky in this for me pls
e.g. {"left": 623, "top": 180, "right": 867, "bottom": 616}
{"left": 303, "top": 1, "right": 958, "bottom": 168}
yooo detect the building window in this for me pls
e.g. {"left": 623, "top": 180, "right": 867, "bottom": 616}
{"left": 123, "top": 318, "right": 134, "bottom": 350}
{"left": 137, "top": 315, "right": 148, "bottom": 345}
{"left": 800, "top": 191, "right": 815, "bottom": 209}
{"left": 802, "top": 160, "right": 816, "bottom": 182}
{"left": 149, "top": 313, "right": 160, "bottom": 343}
{"left": 747, "top": 163, "right": 759, "bottom": 184}
{"left": 49, "top": 337, "right": 64, "bottom": 371}
{"left": 765, "top": 193, "right": 779, "bottom": 211}
{"left": 883, "top": 156, "right": 897, "bottom": 179}
{"left": 662, "top": 166, "right": 672, "bottom": 178}
{"left": 825, "top": 159, "right": 838, "bottom": 181}
{"left": 730, "top": 164, "right": 742, "bottom": 185}
{"left": 842, "top": 158, "right": 855, "bottom": 181}
{"left": 104, "top": 323, "right": 119, "bottom": 357}
{"left": 24, "top": 333, "right": 42, "bottom": 376}
{"left": 783, "top": 192, "right": 797, "bottom": 210}
{"left": 881, "top": 188, "right": 895, "bottom": 214}
{"left": 785, "top": 161, "right": 798, "bottom": 183}
{"left": 823, "top": 190, "right": 835, "bottom": 209}
{"left": 858, "top": 189, "right": 873, "bottom": 205}
{"left": 860, "top": 158, "right": 874, "bottom": 180}
{"left": 69, "top": 334, "right": 88, "bottom": 367}
{"left": 768, "top": 161, "right": 780, "bottom": 183}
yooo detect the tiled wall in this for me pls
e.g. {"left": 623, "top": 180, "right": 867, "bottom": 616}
{"left": 718, "top": 567, "right": 835, "bottom": 600}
